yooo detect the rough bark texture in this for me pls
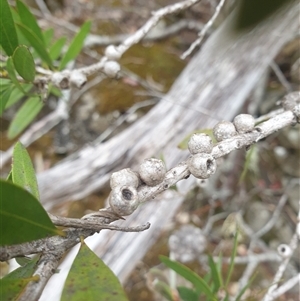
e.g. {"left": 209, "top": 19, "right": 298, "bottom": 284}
{"left": 40, "top": 2, "right": 299, "bottom": 300}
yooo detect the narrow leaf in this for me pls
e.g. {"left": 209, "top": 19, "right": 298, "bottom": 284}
{"left": 0, "top": 180, "right": 62, "bottom": 246}
{"left": 13, "top": 45, "right": 36, "bottom": 81}
{"left": 5, "top": 84, "right": 33, "bottom": 109}
{"left": 12, "top": 141, "right": 40, "bottom": 200}
{"left": 61, "top": 240, "right": 128, "bottom": 301}
{"left": 17, "top": 0, "right": 45, "bottom": 44}
{"left": 6, "top": 57, "right": 25, "bottom": 93}
{"left": 3, "top": 256, "right": 39, "bottom": 279}
{"left": 7, "top": 96, "right": 43, "bottom": 139}
{"left": 50, "top": 37, "right": 66, "bottom": 60}
{"left": 208, "top": 255, "right": 222, "bottom": 293}
{"left": 0, "top": 0, "right": 19, "bottom": 55}
{"left": 43, "top": 28, "right": 54, "bottom": 47}
{"left": 59, "top": 20, "right": 91, "bottom": 70}
{"left": 0, "top": 87, "right": 13, "bottom": 116}
{"left": 225, "top": 232, "right": 239, "bottom": 287}
{"left": 177, "top": 286, "right": 198, "bottom": 301}
{"left": 159, "top": 256, "right": 216, "bottom": 300}
{"left": 17, "top": 23, "right": 53, "bottom": 67}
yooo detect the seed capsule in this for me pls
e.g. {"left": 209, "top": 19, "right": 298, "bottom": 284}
{"left": 213, "top": 121, "right": 237, "bottom": 142}
{"left": 233, "top": 114, "right": 255, "bottom": 133}
{"left": 188, "top": 133, "right": 213, "bottom": 154}
{"left": 138, "top": 158, "right": 166, "bottom": 186}
{"left": 188, "top": 153, "right": 216, "bottom": 179}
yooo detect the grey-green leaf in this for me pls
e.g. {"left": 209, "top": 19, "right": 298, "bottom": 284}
{"left": 7, "top": 96, "right": 43, "bottom": 139}
{"left": 13, "top": 45, "right": 36, "bottom": 82}
{"left": 0, "top": 0, "right": 19, "bottom": 55}
{"left": 12, "top": 141, "right": 40, "bottom": 200}
{"left": 59, "top": 20, "right": 91, "bottom": 70}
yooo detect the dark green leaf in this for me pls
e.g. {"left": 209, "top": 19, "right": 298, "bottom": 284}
{"left": 6, "top": 57, "right": 26, "bottom": 93}
{"left": 12, "top": 142, "right": 40, "bottom": 200}
{"left": 177, "top": 129, "right": 215, "bottom": 150}
{"left": 17, "top": 23, "right": 53, "bottom": 67}
{"left": 0, "top": 87, "right": 13, "bottom": 116}
{"left": 5, "top": 84, "right": 32, "bottom": 108}
{"left": 4, "top": 256, "right": 39, "bottom": 279}
{"left": 0, "top": 180, "right": 62, "bottom": 246}
{"left": 17, "top": 0, "right": 45, "bottom": 44}
{"left": 208, "top": 255, "right": 222, "bottom": 293}
{"left": 6, "top": 170, "right": 13, "bottom": 182}
{"left": 0, "top": 0, "right": 19, "bottom": 55}
{"left": 159, "top": 256, "right": 216, "bottom": 300}
{"left": 61, "top": 240, "right": 128, "bottom": 301}
{"left": 8, "top": 96, "right": 43, "bottom": 139}
{"left": 235, "top": 0, "right": 293, "bottom": 30}
{"left": 13, "top": 45, "right": 36, "bottom": 81}
{"left": 177, "top": 286, "right": 198, "bottom": 301}
{"left": 50, "top": 37, "right": 66, "bottom": 60}
{"left": 59, "top": 20, "right": 91, "bottom": 70}
{"left": 15, "top": 256, "right": 33, "bottom": 266}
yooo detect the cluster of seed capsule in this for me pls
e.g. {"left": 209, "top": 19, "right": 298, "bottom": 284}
{"left": 109, "top": 113, "right": 256, "bottom": 216}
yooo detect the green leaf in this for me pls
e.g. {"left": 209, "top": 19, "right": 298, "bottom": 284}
{"left": 0, "top": 78, "right": 11, "bottom": 90}
{"left": 17, "top": 23, "right": 53, "bottom": 67}
{"left": 7, "top": 96, "right": 43, "bottom": 139}
{"left": 13, "top": 45, "right": 36, "bottom": 81}
{"left": 61, "top": 240, "right": 128, "bottom": 301}
{"left": 4, "top": 256, "right": 39, "bottom": 279}
{"left": 0, "top": 180, "right": 62, "bottom": 246}
{"left": 5, "top": 84, "right": 33, "bottom": 109}
{"left": 225, "top": 232, "right": 239, "bottom": 287}
{"left": 0, "top": 87, "right": 13, "bottom": 116}
{"left": 16, "top": 0, "right": 45, "bottom": 45}
{"left": 59, "top": 20, "right": 91, "bottom": 70}
{"left": 0, "top": 0, "right": 19, "bottom": 55}
{"left": 50, "top": 36, "right": 66, "bottom": 60}
{"left": 159, "top": 256, "right": 216, "bottom": 300}
{"left": 0, "top": 277, "right": 33, "bottom": 301}
{"left": 208, "top": 255, "right": 222, "bottom": 293}
{"left": 12, "top": 142, "right": 40, "bottom": 200}
{"left": 6, "top": 57, "right": 26, "bottom": 93}
{"left": 43, "top": 28, "right": 54, "bottom": 47}
{"left": 177, "top": 129, "right": 215, "bottom": 150}
{"left": 177, "top": 286, "right": 198, "bottom": 301}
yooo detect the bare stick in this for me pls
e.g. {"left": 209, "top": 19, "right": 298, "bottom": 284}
{"left": 262, "top": 232, "right": 299, "bottom": 301}
{"left": 270, "top": 273, "right": 300, "bottom": 299}
{"left": 49, "top": 213, "right": 150, "bottom": 232}
{"left": 135, "top": 106, "right": 299, "bottom": 204}
{"left": 181, "top": 0, "right": 226, "bottom": 59}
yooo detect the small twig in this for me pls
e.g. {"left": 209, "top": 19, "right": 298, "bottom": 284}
{"left": 136, "top": 105, "right": 299, "bottom": 203}
{"left": 262, "top": 232, "right": 299, "bottom": 301}
{"left": 181, "top": 0, "right": 226, "bottom": 59}
{"left": 270, "top": 273, "right": 300, "bottom": 299}
{"left": 50, "top": 213, "right": 150, "bottom": 232}
{"left": 34, "top": 0, "right": 51, "bottom": 16}
{"left": 270, "top": 61, "right": 293, "bottom": 93}
{"left": 253, "top": 194, "right": 288, "bottom": 239}
{"left": 254, "top": 108, "right": 284, "bottom": 124}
